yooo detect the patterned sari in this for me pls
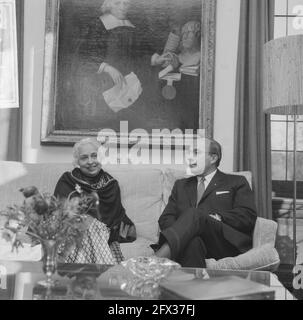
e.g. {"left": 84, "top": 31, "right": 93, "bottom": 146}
{"left": 54, "top": 168, "right": 136, "bottom": 264}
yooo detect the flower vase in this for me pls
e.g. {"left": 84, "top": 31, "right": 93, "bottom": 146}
{"left": 40, "top": 239, "right": 60, "bottom": 288}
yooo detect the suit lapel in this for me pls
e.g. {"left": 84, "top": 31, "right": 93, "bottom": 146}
{"left": 199, "top": 170, "right": 225, "bottom": 204}
{"left": 185, "top": 177, "right": 197, "bottom": 208}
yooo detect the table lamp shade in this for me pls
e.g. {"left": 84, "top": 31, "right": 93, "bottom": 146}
{"left": 263, "top": 35, "right": 303, "bottom": 266}
{"left": 264, "top": 35, "right": 303, "bottom": 115}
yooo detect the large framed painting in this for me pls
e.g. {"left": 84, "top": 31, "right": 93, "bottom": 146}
{"left": 41, "top": 0, "right": 216, "bottom": 145}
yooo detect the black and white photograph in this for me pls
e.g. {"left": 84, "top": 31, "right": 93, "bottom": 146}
{"left": 0, "top": 0, "right": 303, "bottom": 304}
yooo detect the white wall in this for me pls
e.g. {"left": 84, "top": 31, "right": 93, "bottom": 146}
{"left": 214, "top": 0, "right": 240, "bottom": 171}
{"left": 22, "top": 0, "right": 240, "bottom": 171}
{"left": 23, "top": 0, "right": 73, "bottom": 163}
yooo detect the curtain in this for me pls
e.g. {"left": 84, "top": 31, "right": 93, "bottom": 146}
{"left": 234, "top": 0, "right": 275, "bottom": 219}
{"left": 0, "top": 0, "right": 23, "bottom": 161}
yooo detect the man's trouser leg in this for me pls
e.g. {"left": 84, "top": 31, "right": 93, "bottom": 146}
{"left": 161, "top": 208, "right": 240, "bottom": 267}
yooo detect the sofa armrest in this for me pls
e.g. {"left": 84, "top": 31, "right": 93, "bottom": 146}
{"left": 253, "top": 217, "right": 278, "bottom": 248}
{"left": 206, "top": 243, "right": 280, "bottom": 271}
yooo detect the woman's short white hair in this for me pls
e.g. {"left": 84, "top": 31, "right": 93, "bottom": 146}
{"left": 72, "top": 138, "right": 101, "bottom": 167}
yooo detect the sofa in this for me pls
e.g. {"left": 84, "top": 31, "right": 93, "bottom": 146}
{"left": 0, "top": 161, "right": 280, "bottom": 271}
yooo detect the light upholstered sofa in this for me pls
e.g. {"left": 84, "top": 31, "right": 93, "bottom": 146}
{"left": 0, "top": 161, "right": 280, "bottom": 270}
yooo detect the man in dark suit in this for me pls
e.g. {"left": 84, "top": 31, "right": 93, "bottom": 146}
{"left": 154, "top": 137, "right": 257, "bottom": 267}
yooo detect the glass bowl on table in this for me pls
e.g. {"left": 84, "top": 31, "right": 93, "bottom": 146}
{"left": 117, "top": 256, "right": 181, "bottom": 299}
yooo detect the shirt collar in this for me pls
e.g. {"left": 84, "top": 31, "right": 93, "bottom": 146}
{"left": 197, "top": 169, "right": 217, "bottom": 184}
{"left": 100, "top": 14, "right": 135, "bottom": 30}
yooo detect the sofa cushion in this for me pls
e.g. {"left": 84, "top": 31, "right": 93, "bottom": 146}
{"left": 205, "top": 243, "right": 280, "bottom": 271}
{"left": 0, "top": 162, "right": 71, "bottom": 207}
{"left": 104, "top": 166, "right": 163, "bottom": 242}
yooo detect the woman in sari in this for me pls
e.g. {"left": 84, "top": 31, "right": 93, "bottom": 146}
{"left": 54, "top": 138, "right": 136, "bottom": 264}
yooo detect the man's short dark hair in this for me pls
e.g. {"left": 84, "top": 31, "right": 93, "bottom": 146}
{"left": 207, "top": 138, "right": 222, "bottom": 167}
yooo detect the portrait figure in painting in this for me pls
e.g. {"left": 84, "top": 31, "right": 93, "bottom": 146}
{"left": 58, "top": 0, "right": 154, "bottom": 131}
{"left": 151, "top": 20, "right": 201, "bottom": 129}
{"left": 152, "top": 20, "right": 201, "bottom": 75}
{"left": 178, "top": 21, "right": 201, "bottom": 70}
{"left": 55, "top": 0, "right": 202, "bottom": 133}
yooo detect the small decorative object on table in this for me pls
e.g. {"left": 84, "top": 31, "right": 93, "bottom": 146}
{"left": 118, "top": 256, "right": 181, "bottom": 299}
{"left": 0, "top": 186, "right": 94, "bottom": 287}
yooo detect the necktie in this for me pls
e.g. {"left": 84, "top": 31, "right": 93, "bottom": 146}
{"left": 196, "top": 176, "right": 205, "bottom": 207}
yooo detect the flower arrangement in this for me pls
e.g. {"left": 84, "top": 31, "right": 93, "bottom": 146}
{"left": 0, "top": 186, "right": 97, "bottom": 257}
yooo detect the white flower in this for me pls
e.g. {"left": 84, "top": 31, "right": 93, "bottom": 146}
{"left": 75, "top": 184, "right": 83, "bottom": 194}
{"left": 8, "top": 219, "right": 19, "bottom": 229}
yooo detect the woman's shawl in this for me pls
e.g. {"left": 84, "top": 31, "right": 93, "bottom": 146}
{"left": 54, "top": 168, "right": 136, "bottom": 243}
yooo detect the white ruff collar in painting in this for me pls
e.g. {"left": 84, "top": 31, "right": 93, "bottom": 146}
{"left": 100, "top": 14, "right": 135, "bottom": 30}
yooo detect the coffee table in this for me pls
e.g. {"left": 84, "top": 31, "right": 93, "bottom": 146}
{"left": 0, "top": 260, "right": 294, "bottom": 300}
